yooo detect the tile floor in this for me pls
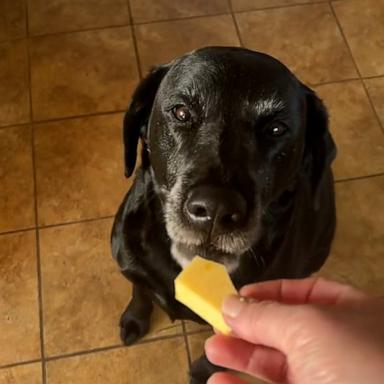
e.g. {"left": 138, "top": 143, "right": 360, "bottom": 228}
{"left": 0, "top": 0, "right": 384, "bottom": 383}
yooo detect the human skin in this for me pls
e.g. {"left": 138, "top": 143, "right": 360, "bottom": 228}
{"left": 205, "top": 278, "right": 384, "bottom": 384}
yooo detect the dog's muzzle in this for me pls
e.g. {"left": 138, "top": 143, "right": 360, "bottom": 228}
{"left": 183, "top": 185, "right": 247, "bottom": 237}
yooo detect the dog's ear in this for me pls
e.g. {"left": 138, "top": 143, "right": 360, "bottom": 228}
{"left": 302, "top": 85, "right": 337, "bottom": 209}
{"left": 123, "top": 65, "right": 170, "bottom": 177}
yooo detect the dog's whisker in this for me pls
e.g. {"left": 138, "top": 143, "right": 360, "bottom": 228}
{"left": 245, "top": 241, "right": 261, "bottom": 267}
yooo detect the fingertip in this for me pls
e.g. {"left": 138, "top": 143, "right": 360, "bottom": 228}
{"left": 208, "top": 372, "right": 249, "bottom": 384}
{"left": 206, "top": 372, "right": 218, "bottom": 384}
{"left": 204, "top": 334, "right": 225, "bottom": 364}
{"left": 204, "top": 335, "right": 215, "bottom": 352}
{"left": 239, "top": 284, "right": 254, "bottom": 296}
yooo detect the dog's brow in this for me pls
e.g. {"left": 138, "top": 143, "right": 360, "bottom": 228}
{"left": 167, "top": 87, "right": 198, "bottom": 105}
{"left": 254, "top": 96, "right": 286, "bottom": 116}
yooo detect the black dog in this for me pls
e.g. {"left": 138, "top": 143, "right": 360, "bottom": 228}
{"left": 111, "top": 46, "right": 336, "bottom": 383}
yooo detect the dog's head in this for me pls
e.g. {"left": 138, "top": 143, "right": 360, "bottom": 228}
{"left": 123, "top": 47, "right": 336, "bottom": 271}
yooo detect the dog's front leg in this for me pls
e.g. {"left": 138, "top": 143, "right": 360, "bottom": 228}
{"left": 190, "top": 353, "right": 226, "bottom": 384}
{"left": 119, "top": 283, "right": 153, "bottom": 345}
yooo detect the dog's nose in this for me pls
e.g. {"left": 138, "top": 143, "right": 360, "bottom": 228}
{"left": 184, "top": 186, "right": 247, "bottom": 234}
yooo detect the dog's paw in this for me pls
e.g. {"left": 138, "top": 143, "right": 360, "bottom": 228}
{"left": 189, "top": 370, "right": 212, "bottom": 384}
{"left": 119, "top": 310, "right": 150, "bottom": 346}
{"left": 189, "top": 376, "right": 205, "bottom": 384}
{"left": 189, "top": 363, "right": 213, "bottom": 384}
{"left": 190, "top": 354, "right": 225, "bottom": 384}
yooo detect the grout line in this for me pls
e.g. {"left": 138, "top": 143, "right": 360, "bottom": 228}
{"left": 2, "top": 5, "right": 329, "bottom": 45}
{"left": 0, "top": 1, "right": 376, "bottom": 47}
{"left": 2, "top": 166, "right": 384, "bottom": 239}
{"left": 45, "top": 332, "right": 185, "bottom": 363}
{"left": 0, "top": 329, "right": 212, "bottom": 370}
{"left": 1, "top": 163, "right": 384, "bottom": 239}
{"left": 25, "top": 1, "right": 46, "bottom": 383}
{"left": 0, "top": 3, "right": 341, "bottom": 47}
{"left": 127, "top": 0, "right": 143, "bottom": 79}
{"left": 0, "top": 69, "right": 382, "bottom": 128}
{"left": 23, "top": 11, "right": 232, "bottom": 41}
{"left": 134, "top": 12, "right": 231, "bottom": 27}
{"left": 329, "top": 0, "right": 354, "bottom": 3}
{"left": 329, "top": 3, "right": 384, "bottom": 136}
{"left": 185, "top": 328, "right": 213, "bottom": 337}
{"left": 0, "top": 122, "right": 30, "bottom": 131}
{"left": 30, "top": 109, "right": 126, "bottom": 126}
{"left": 182, "top": 322, "right": 192, "bottom": 369}
{"left": 228, "top": 0, "right": 244, "bottom": 47}
{"left": 233, "top": 0, "right": 330, "bottom": 15}
{"left": 38, "top": 215, "right": 115, "bottom": 230}
{"left": 24, "top": 0, "right": 29, "bottom": 37}
{"left": 362, "top": 78, "right": 384, "bottom": 136}
{"left": 0, "top": 227, "right": 36, "bottom": 237}
{"left": 360, "top": 74, "right": 384, "bottom": 81}
{"left": 28, "top": 23, "right": 132, "bottom": 40}
{"left": 45, "top": 345, "right": 123, "bottom": 363}
{"left": 334, "top": 173, "right": 384, "bottom": 184}
{"left": 0, "top": 332, "right": 200, "bottom": 372}
{"left": 0, "top": 35, "right": 26, "bottom": 45}
{"left": 30, "top": 59, "right": 48, "bottom": 384}
{"left": 309, "top": 77, "right": 361, "bottom": 87}
{"left": 0, "top": 215, "right": 115, "bottom": 237}
{"left": 0, "top": 358, "right": 42, "bottom": 371}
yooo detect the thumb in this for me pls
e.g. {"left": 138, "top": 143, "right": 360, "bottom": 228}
{"left": 222, "top": 295, "right": 308, "bottom": 352}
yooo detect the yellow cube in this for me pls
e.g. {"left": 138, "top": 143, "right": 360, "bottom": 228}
{"left": 174, "top": 256, "right": 237, "bottom": 334}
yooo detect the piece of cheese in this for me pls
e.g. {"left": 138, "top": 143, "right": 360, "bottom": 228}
{"left": 174, "top": 256, "right": 237, "bottom": 334}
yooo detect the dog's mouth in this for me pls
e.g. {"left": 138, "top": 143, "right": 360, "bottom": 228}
{"left": 165, "top": 203, "right": 263, "bottom": 272}
{"left": 163, "top": 177, "right": 263, "bottom": 272}
{"left": 170, "top": 240, "right": 245, "bottom": 272}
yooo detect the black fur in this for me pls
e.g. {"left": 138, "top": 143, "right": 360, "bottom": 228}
{"left": 111, "top": 47, "right": 336, "bottom": 383}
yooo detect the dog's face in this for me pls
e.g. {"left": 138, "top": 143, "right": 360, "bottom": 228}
{"left": 124, "top": 47, "right": 335, "bottom": 272}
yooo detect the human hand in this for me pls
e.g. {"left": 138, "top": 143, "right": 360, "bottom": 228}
{"left": 205, "top": 277, "right": 384, "bottom": 384}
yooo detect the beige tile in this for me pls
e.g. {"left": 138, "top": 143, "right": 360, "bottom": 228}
{"left": 0, "top": 363, "right": 42, "bottom": 384}
{"left": 30, "top": 27, "right": 139, "bottom": 121}
{"left": 0, "top": 126, "right": 35, "bottom": 233}
{"left": 34, "top": 113, "right": 129, "bottom": 225}
{"left": 147, "top": 304, "right": 183, "bottom": 340}
{"left": 184, "top": 320, "right": 212, "bottom": 333}
{"left": 333, "top": 0, "right": 384, "bottom": 77}
{"left": 188, "top": 332, "right": 265, "bottom": 383}
{"left": 365, "top": 77, "right": 384, "bottom": 127}
{"left": 319, "top": 176, "right": 384, "bottom": 295}
{"left": 135, "top": 15, "right": 240, "bottom": 72}
{"left": 0, "top": 231, "right": 40, "bottom": 366}
{"left": 236, "top": 3, "right": 357, "bottom": 84}
{"left": 46, "top": 337, "right": 188, "bottom": 383}
{"left": 188, "top": 331, "right": 213, "bottom": 362}
{"left": 28, "top": 0, "right": 130, "bottom": 36}
{"left": 40, "top": 218, "right": 129, "bottom": 356}
{"left": 40, "top": 219, "right": 181, "bottom": 356}
{"left": 131, "top": 0, "right": 229, "bottom": 23}
{"left": 0, "top": 40, "right": 30, "bottom": 127}
{"left": 231, "top": 0, "right": 327, "bottom": 12}
{"left": 314, "top": 80, "right": 384, "bottom": 180}
{"left": 0, "top": 0, "right": 26, "bottom": 41}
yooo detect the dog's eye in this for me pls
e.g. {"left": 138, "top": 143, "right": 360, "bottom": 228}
{"left": 172, "top": 105, "right": 191, "bottom": 122}
{"left": 265, "top": 123, "right": 288, "bottom": 137}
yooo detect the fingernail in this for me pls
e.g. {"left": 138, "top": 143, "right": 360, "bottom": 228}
{"left": 222, "top": 295, "right": 248, "bottom": 318}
